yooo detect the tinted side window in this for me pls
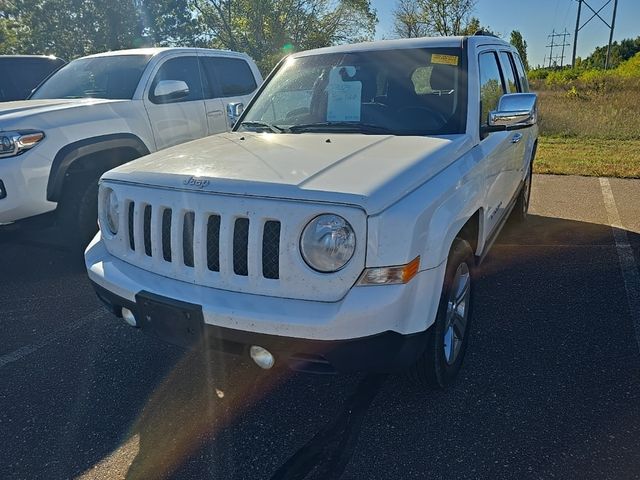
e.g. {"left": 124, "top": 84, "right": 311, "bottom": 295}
{"left": 478, "top": 52, "right": 505, "bottom": 128}
{"left": 150, "top": 56, "right": 203, "bottom": 104}
{"left": 513, "top": 53, "right": 530, "bottom": 92}
{"left": 0, "top": 58, "right": 63, "bottom": 101}
{"left": 201, "top": 57, "right": 257, "bottom": 97}
{"left": 499, "top": 51, "right": 519, "bottom": 93}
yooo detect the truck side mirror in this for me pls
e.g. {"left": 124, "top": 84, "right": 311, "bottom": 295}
{"left": 152, "top": 80, "right": 190, "bottom": 103}
{"left": 227, "top": 102, "right": 244, "bottom": 128}
{"left": 487, "top": 93, "right": 538, "bottom": 131}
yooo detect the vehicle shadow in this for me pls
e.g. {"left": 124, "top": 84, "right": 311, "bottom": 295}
{"left": 2, "top": 213, "right": 640, "bottom": 480}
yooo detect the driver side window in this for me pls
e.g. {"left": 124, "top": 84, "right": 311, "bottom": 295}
{"left": 478, "top": 51, "right": 506, "bottom": 129}
{"left": 149, "top": 56, "right": 204, "bottom": 104}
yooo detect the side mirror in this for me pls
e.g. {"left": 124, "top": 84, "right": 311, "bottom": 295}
{"left": 153, "top": 80, "right": 190, "bottom": 103}
{"left": 227, "top": 102, "right": 244, "bottom": 127}
{"left": 487, "top": 93, "right": 538, "bottom": 131}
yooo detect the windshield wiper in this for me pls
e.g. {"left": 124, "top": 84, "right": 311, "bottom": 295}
{"left": 287, "top": 122, "right": 394, "bottom": 134}
{"left": 238, "top": 121, "right": 285, "bottom": 134}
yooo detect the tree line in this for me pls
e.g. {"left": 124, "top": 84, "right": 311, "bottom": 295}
{"left": 0, "top": 0, "right": 529, "bottom": 72}
{"left": 0, "top": 0, "right": 377, "bottom": 71}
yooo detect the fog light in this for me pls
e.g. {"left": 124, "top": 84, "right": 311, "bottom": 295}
{"left": 250, "top": 345, "right": 275, "bottom": 369}
{"left": 121, "top": 307, "right": 137, "bottom": 327}
{"left": 0, "top": 180, "right": 6, "bottom": 200}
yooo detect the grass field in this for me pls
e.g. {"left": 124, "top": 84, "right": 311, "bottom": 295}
{"left": 535, "top": 137, "right": 640, "bottom": 178}
{"left": 532, "top": 80, "right": 640, "bottom": 178}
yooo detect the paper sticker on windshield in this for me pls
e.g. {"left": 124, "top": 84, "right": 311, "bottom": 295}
{"left": 327, "top": 66, "right": 362, "bottom": 122}
{"left": 432, "top": 54, "right": 459, "bottom": 66}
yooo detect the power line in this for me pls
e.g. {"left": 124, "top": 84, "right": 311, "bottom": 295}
{"left": 572, "top": 0, "right": 620, "bottom": 69}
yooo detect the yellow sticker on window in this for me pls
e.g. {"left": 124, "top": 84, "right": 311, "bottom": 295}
{"left": 432, "top": 54, "right": 459, "bottom": 66}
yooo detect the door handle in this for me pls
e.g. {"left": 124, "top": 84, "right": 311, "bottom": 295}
{"left": 207, "top": 110, "right": 223, "bottom": 117}
{"left": 511, "top": 133, "right": 523, "bottom": 144}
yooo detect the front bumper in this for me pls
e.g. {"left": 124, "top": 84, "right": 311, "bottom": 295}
{"left": 86, "top": 237, "right": 445, "bottom": 373}
{"left": 92, "top": 280, "right": 430, "bottom": 373}
{"left": 0, "top": 150, "right": 56, "bottom": 224}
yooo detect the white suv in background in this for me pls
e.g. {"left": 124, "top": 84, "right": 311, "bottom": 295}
{"left": 0, "top": 47, "right": 262, "bottom": 245}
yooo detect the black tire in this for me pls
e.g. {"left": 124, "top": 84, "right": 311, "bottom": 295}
{"left": 509, "top": 143, "right": 537, "bottom": 225}
{"left": 509, "top": 164, "right": 532, "bottom": 225}
{"left": 57, "top": 172, "right": 101, "bottom": 249}
{"left": 406, "top": 238, "right": 475, "bottom": 388}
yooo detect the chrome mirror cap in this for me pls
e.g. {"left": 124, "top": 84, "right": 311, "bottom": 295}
{"left": 227, "top": 102, "right": 244, "bottom": 127}
{"left": 488, "top": 93, "right": 538, "bottom": 129}
{"left": 153, "top": 80, "right": 190, "bottom": 101}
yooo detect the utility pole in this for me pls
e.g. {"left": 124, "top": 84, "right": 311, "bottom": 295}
{"left": 572, "top": 0, "right": 620, "bottom": 69}
{"left": 546, "top": 30, "right": 571, "bottom": 68}
{"left": 605, "top": 0, "right": 619, "bottom": 69}
{"left": 546, "top": 29, "right": 556, "bottom": 68}
{"left": 572, "top": 0, "right": 583, "bottom": 67}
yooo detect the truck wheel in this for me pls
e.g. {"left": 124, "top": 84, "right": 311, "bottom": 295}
{"left": 407, "top": 238, "right": 475, "bottom": 388}
{"left": 509, "top": 164, "right": 532, "bottom": 225}
{"left": 57, "top": 173, "right": 100, "bottom": 249}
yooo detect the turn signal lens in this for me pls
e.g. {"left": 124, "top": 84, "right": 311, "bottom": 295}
{"left": 17, "top": 132, "right": 44, "bottom": 148}
{"left": 357, "top": 256, "right": 420, "bottom": 286}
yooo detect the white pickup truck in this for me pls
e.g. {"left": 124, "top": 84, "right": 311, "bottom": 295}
{"left": 0, "top": 47, "right": 261, "bottom": 245}
{"left": 86, "top": 34, "right": 538, "bottom": 387}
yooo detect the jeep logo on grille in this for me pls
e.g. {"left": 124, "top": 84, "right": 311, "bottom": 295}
{"left": 183, "top": 177, "right": 210, "bottom": 189}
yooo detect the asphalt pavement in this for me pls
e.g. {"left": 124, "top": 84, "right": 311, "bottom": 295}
{"left": 1, "top": 174, "right": 639, "bottom": 480}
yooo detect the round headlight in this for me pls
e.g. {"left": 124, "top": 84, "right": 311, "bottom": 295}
{"left": 300, "top": 214, "right": 356, "bottom": 273}
{"left": 103, "top": 187, "right": 119, "bottom": 235}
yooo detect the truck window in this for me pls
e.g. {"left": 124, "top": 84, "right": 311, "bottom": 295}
{"left": 499, "top": 51, "right": 519, "bottom": 93}
{"left": 32, "top": 55, "right": 150, "bottom": 100}
{"left": 513, "top": 53, "right": 530, "bottom": 92}
{"left": 0, "top": 57, "right": 64, "bottom": 101}
{"left": 478, "top": 51, "right": 506, "bottom": 128}
{"left": 150, "top": 56, "right": 204, "bottom": 104}
{"left": 200, "top": 57, "right": 257, "bottom": 98}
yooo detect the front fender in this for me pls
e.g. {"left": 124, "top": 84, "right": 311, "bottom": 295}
{"left": 366, "top": 148, "right": 484, "bottom": 271}
{"left": 47, "top": 133, "right": 150, "bottom": 202}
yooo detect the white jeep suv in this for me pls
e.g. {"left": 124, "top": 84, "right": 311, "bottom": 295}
{"left": 86, "top": 35, "right": 537, "bottom": 386}
{"left": 0, "top": 47, "right": 261, "bottom": 245}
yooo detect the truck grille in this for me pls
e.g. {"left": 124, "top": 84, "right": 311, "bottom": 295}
{"left": 127, "top": 202, "right": 281, "bottom": 280}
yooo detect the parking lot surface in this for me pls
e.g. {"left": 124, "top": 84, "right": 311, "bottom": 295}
{"left": 1, "top": 174, "right": 639, "bottom": 480}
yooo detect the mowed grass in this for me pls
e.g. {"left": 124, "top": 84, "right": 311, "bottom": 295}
{"left": 535, "top": 137, "right": 640, "bottom": 178}
{"left": 532, "top": 81, "right": 640, "bottom": 177}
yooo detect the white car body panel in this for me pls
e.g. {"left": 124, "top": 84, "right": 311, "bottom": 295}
{"left": 105, "top": 131, "right": 474, "bottom": 216}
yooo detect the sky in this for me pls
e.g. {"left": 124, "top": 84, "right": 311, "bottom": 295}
{"left": 371, "top": 0, "right": 640, "bottom": 67}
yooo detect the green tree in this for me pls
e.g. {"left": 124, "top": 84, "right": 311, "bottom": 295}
{"left": 392, "top": 0, "right": 477, "bottom": 38}
{"left": 510, "top": 30, "right": 529, "bottom": 70}
{"left": 192, "top": 0, "right": 378, "bottom": 72}
{"left": 393, "top": 0, "right": 428, "bottom": 38}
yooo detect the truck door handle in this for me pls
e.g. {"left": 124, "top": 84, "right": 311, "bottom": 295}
{"left": 207, "top": 110, "right": 223, "bottom": 117}
{"left": 511, "top": 133, "right": 523, "bottom": 144}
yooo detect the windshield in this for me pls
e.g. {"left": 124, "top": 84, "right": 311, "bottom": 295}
{"left": 31, "top": 55, "right": 151, "bottom": 100}
{"left": 240, "top": 48, "right": 466, "bottom": 135}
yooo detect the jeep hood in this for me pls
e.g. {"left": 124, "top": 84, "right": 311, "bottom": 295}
{"left": 104, "top": 132, "right": 474, "bottom": 215}
{"left": 0, "top": 98, "right": 127, "bottom": 126}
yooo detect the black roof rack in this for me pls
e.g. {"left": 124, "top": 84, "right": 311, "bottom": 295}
{"left": 473, "top": 30, "right": 500, "bottom": 38}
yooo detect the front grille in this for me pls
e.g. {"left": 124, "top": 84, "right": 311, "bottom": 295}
{"left": 161, "top": 209, "right": 172, "bottom": 261}
{"left": 233, "top": 218, "right": 249, "bottom": 276}
{"left": 183, "top": 211, "right": 195, "bottom": 268}
{"left": 262, "top": 221, "right": 281, "bottom": 279}
{"left": 127, "top": 200, "right": 280, "bottom": 280}
{"left": 206, "top": 215, "right": 221, "bottom": 272}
